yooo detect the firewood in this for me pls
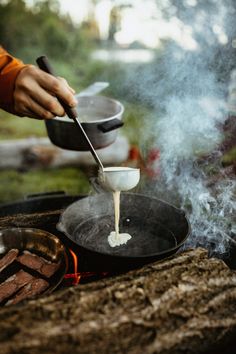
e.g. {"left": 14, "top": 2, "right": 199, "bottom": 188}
{"left": 0, "top": 248, "right": 235, "bottom": 354}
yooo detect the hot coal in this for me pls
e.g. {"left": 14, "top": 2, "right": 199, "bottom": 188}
{"left": 0, "top": 270, "right": 34, "bottom": 303}
{"left": 6, "top": 278, "right": 49, "bottom": 306}
{"left": 17, "top": 250, "right": 60, "bottom": 278}
{"left": 0, "top": 249, "right": 19, "bottom": 272}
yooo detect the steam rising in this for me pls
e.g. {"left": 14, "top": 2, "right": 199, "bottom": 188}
{"left": 126, "top": 0, "right": 236, "bottom": 254}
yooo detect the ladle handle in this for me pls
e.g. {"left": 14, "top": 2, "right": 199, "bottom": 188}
{"left": 36, "top": 55, "right": 104, "bottom": 171}
{"left": 36, "top": 56, "right": 77, "bottom": 120}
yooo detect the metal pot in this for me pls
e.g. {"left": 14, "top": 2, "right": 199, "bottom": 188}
{"left": 45, "top": 96, "right": 124, "bottom": 151}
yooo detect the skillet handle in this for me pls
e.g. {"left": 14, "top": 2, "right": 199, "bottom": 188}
{"left": 25, "top": 191, "right": 66, "bottom": 200}
{"left": 36, "top": 56, "right": 78, "bottom": 120}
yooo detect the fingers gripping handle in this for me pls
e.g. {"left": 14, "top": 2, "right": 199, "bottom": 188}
{"left": 36, "top": 56, "right": 104, "bottom": 170}
{"left": 36, "top": 55, "right": 78, "bottom": 120}
{"left": 36, "top": 55, "right": 55, "bottom": 75}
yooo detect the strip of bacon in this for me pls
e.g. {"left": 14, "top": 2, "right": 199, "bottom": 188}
{"left": 7, "top": 278, "right": 49, "bottom": 306}
{"left": 0, "top": 270, "right": 34, "bottom": 302}
{"left": 0, "top": 249, "right": 19, "bottom": 272}
{"left": 17, "top": 250, "right": 60, "bottom": 278}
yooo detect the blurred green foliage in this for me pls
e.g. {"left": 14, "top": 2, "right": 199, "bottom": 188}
{"left": 0, "top": 0, "right": 152, "bottom": 143}
{"left": 0, "top": 0, "right": 234, "bottom": 204}
{"left": 0, "top": 0, "right": 152, "bottom": 202}
{"left": 0, "top": 0, "right": 108, "bottom": 201}
{"left": 0, "top": 111, "right": 46, "bottom": 139}
{"left": 0, "top": 167, "right": 90, "bottom": 203}
{"left": 0, "top": 0, "right": 99, "bottom": 89}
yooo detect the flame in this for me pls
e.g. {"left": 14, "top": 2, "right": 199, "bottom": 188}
{"left": 64, "top": 249, "right": 109, "bottom": 286}
{"left": 68, "top": 249, "right": 81, "bottom": 285}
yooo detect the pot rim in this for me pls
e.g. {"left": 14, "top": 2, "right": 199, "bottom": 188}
{"left": 52, "top": 96, "right": 124, "bottom": 124}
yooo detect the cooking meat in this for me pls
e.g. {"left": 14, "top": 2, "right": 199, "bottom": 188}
{"left": 17, "top": 250, "right": 60, "bottom": 278}
{"left": 0, "top": 249, "right": 19, "bottom": 272}
{"left": 7, "top": 278, "right": 49, "bottom": 306}
{"left": 0, "top": 270, "right": 34, "bottom": 303}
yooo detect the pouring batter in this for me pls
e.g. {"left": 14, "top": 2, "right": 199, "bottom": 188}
{"left": 97, "top": 166, "right": 140, "bottom": 247}
{"left": 108, "top": 190, "right": 132, "bottom": 247}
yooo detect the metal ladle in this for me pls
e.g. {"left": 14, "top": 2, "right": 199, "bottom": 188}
{"left": 36, "top": 56, "right": 140, "bottom": 192}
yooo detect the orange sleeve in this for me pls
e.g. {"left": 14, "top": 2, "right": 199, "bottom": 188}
{"left": 0, "top": 47, "right": 28, "bottom": 114}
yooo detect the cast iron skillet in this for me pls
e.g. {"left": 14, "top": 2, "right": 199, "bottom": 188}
{"left": 58, "top": 192, "right": 190, "bottom": 268}
{"left": 0, "top": 228, "right": 68, "bottom": 298}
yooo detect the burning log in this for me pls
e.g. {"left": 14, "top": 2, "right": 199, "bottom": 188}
{"left": 0, "top": 248, "right": 235, "bottom": 353}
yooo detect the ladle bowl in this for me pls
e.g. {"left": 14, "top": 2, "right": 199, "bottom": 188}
{"left": 98, "top": 167, "right": 140, "bottom": 192}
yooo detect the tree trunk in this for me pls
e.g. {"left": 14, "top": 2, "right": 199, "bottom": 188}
{"left": 0, "top": 248, "right": 235, "bottom": 354}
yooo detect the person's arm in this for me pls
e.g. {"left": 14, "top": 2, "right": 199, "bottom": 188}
{"left": 0, "top": 47, "right": 27, "bottom": 114}
{"left": 0, "top": 47, "right": 77, "bottom": 119}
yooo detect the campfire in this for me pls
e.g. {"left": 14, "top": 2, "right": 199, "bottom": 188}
{"left": 0, "top": 2, "right": 235, "bottom": 353}
{"left": 0, "top": 188, "right": 235, "bottom": 353}
{"left": 0, "top": 63, "right": 235, "bottom": 354}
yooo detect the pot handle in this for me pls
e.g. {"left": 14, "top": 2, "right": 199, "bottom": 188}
{"left": 97, "top": 118, "right": 124, "bottom": 133}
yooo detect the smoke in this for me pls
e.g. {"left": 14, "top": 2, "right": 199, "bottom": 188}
{"left": 125, "top": 0, "right": 236, "bottom": 255}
